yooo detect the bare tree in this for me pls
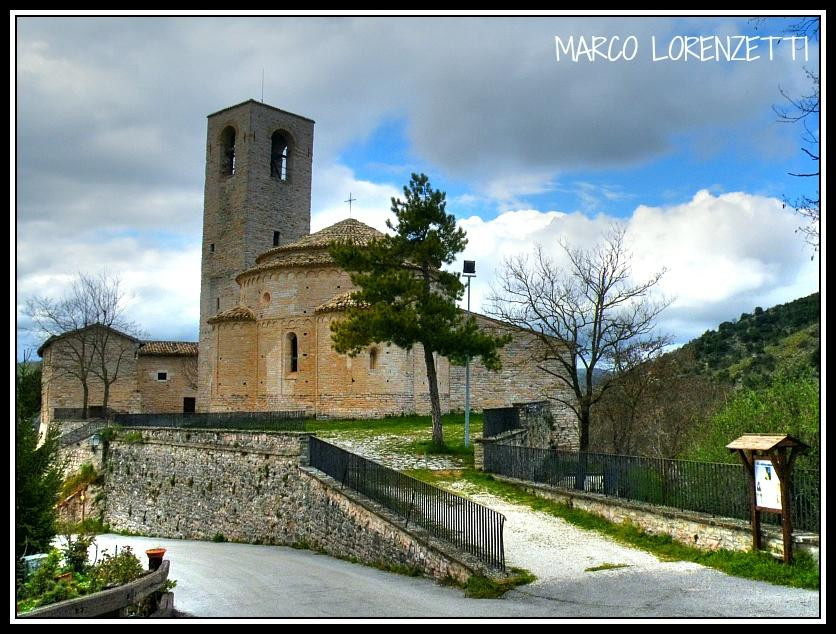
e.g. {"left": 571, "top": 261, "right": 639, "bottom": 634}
{"left": 590, "top": 348, "right": 728, "bottom": 458}
{"left": 755, "top": 17, "right": 821, "bottom": 253}
{"left": 26, "top": 272, "right": 144, "bottom": 418}
{"left": 487, "top": 225, "right": 671, "bottom": 457}
{"left": 81, "top": 273, "right": 145, "bottom": 413}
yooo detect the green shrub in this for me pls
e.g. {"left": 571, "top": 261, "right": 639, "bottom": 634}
{"left": 62, "top": 533, "right": 95, "bottom": 574}
{"left": 61, "top": 463, "right": 99, "bottom": 499}
{"left": 122, "top": 431, "right": 144, "bottom": 444}
{"left": 92, "top": 546, "right": 145, "bottom": 589}
{"left": 686, "top": 370, "right": 820, "bottom": 469}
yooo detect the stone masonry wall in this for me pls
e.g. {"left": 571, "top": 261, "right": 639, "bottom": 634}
{"left": 449, "top": 315, "right": 575, "bottom": 427}
{"left": 57, "top": 437, "right": 106, "bottom": 525}
{"left": 102, "top": 429, "right": 492, "bottom": 581}
{"left": 137, "top": 356, "right": 197, "bottom": 414}
{"left": 515, "top": 401, "right": 580, "bottom": 451}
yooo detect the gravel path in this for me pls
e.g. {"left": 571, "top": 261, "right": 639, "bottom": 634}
{"left": 448, "top": 479, "right": 669, "bottom": 580}
{"left": 444, "top": 479, "right": 818, "bottom": 618}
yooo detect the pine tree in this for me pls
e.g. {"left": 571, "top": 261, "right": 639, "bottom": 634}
{"left": 329, "top": 173, "right": 510, "bottom": 447}
{"left": 16, "top": 417, "right": 64, "bottom": 558}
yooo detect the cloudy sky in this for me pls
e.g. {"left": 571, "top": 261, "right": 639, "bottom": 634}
{"left": 14, "top": 13, "right": 821, "bottom": 358}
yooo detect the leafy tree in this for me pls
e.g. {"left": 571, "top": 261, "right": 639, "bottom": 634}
{"left": 16, "top": 417, "right": 65, "bottom": 558}
{"left": 329, "top": 173, "right": 510, "bottom": 447}
{"left": 686, "top": 369, "right": 820, "bottom": 470}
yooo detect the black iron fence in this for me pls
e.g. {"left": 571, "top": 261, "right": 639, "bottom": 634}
{"left": 53, "top": 407, "right": 112, "bottom": 421}
{"left": 483, "top": 407, "right": 520, "bottom": 438}
{"left": 111, "top": 411, "right": 307, "bottom": 431}
{"left": 484, "top": 443, "right": 820, "bottom": 533}
{"left": 309, "top": 437, "right": 506, "bottom": 570}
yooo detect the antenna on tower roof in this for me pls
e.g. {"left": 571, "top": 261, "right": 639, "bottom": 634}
{"left": 261, "top": 68, "right": 264, "bottom": 103}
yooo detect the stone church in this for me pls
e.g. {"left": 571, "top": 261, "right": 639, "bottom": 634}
{"left": 40, "top": 99, "right": 573, "bottom": 430}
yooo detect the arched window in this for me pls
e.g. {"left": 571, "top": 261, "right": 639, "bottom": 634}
{"left": 270, "top": 131, "right": 289, "bottom": 180}
{"left": 286, "top": 332, "right": 298, "bottom": 373}
{"left": 220, "top": 126, "right": 236, "bottom": 176}
{"left": 369, "top": 347, "right": 378, "bottom": 370}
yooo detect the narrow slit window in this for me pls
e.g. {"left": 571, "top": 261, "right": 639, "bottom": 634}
{"left": 216, "top": 297, "right": 220, "bottom": 311}
{"left": 210, "top": 243, "right": 215, "bottom": 253}
{"left": 273, "top": 231, "right": 281, "bottom": 247}
{"left": 370, "top": 347, "right": 378, "bottom": 370}
{"left": 287, "top": 332, "right": 298, "bottom": 373}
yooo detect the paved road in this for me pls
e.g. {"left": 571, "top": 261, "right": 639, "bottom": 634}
{"left": 93, "top": 534, "right": 820, "bottom": 619}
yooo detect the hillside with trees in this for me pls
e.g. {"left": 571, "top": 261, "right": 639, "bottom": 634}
{"left": 684, "top": 293, "right": 819, "bottom": 388}
{"left": 590, "top": 293, "right": 820, "bottom": 466}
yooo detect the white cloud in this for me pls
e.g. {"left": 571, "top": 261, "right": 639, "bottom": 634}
{"left": 16, "top": 234, "right": 201, "bottom": 354}
{"left": 311, "top": 163, "right": 400, "bottom": 234}
{"left": 449, "top": 189, "right": 818, "bottom": 342}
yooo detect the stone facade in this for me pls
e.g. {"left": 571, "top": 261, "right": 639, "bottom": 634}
{"left": 40, "top": 327, "right": 140, "bottom": 425}
{"left": 474, "top": 401, "right": 580, "bottom": 470}
{"left": 102, "top": 429, "right": 493, "bottom": 581}
{"left": 39, "top": 331, "right": 197, "bottom": 426}
{"left": 39, "top": 99, "right": 577, "bottom": 445}
{"left": 450, "top": 316, "right": 575, "bottom": 413}
{"left": 190, "top": 99, "right": 576, "bottom": 430}
{"left": 204, "top": 217, "right": 569, "bottom": 421}
{"left": 198, "top": 100, "right": 315, "bottom": 412}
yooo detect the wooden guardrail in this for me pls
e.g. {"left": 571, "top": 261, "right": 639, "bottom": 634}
{"left": 18, "top": 560, "right": 170, "bottom": 619}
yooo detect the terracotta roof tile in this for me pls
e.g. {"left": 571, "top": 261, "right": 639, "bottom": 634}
{"left": 315, "top": 292, "right": 367, "bottom": 314}
{"left": 255, "top": 218, "right": 384, "bottom": 265}
{"left": 206, "top": 306, "right": 256, "bottom": 325}
{"left": 138, "top": 341, "right": 198, "bottom": 356}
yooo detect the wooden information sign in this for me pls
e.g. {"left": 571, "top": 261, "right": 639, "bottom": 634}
{"left": 726, "top": 434, "right": 810, "bottom": 563}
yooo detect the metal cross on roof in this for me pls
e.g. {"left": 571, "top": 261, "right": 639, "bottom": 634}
{"left": 345, "top": 193, "right": 357, "bottom": 217}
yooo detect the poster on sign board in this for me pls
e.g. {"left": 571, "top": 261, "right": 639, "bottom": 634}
{"left": 755, "top": 459, "right": 782, "bottom": 511}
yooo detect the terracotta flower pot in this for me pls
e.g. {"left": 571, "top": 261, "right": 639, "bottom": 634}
{"left": 145, "top": 548, "right": 166, "bottom": 571}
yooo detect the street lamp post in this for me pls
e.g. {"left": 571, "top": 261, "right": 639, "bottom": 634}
{"left": 463, "top": 260, "right": 476, "bottom": 448}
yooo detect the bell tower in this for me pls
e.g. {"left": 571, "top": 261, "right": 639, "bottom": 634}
{"left": 197, "top": 100, "right": 315, "bottom": 411}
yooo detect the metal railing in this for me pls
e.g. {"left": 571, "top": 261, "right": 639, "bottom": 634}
{"left": 112, "top": 411, "right": 307, "bottom": 431}
{"left": 53, "top": 407, "right": 113, "bottom": 421}
{"left": 309, "top": 437, "right": 506, "bottom": 570}
{"left": 484, "top": 443, "right": 820, "bottom": 533}
{"left": 58, "top": 421, "right": 107, "bottom": 447}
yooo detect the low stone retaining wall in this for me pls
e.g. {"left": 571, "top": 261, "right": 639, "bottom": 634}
{"left": 101, "top": 428, "right": 495, "bottom": 582}
{"left": 495, "top": 475, "right": 819, "bottom": 562}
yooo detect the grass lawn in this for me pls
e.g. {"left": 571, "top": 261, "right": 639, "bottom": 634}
{"left": 309, "top": 412, "right": 483, "bottom": 465}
